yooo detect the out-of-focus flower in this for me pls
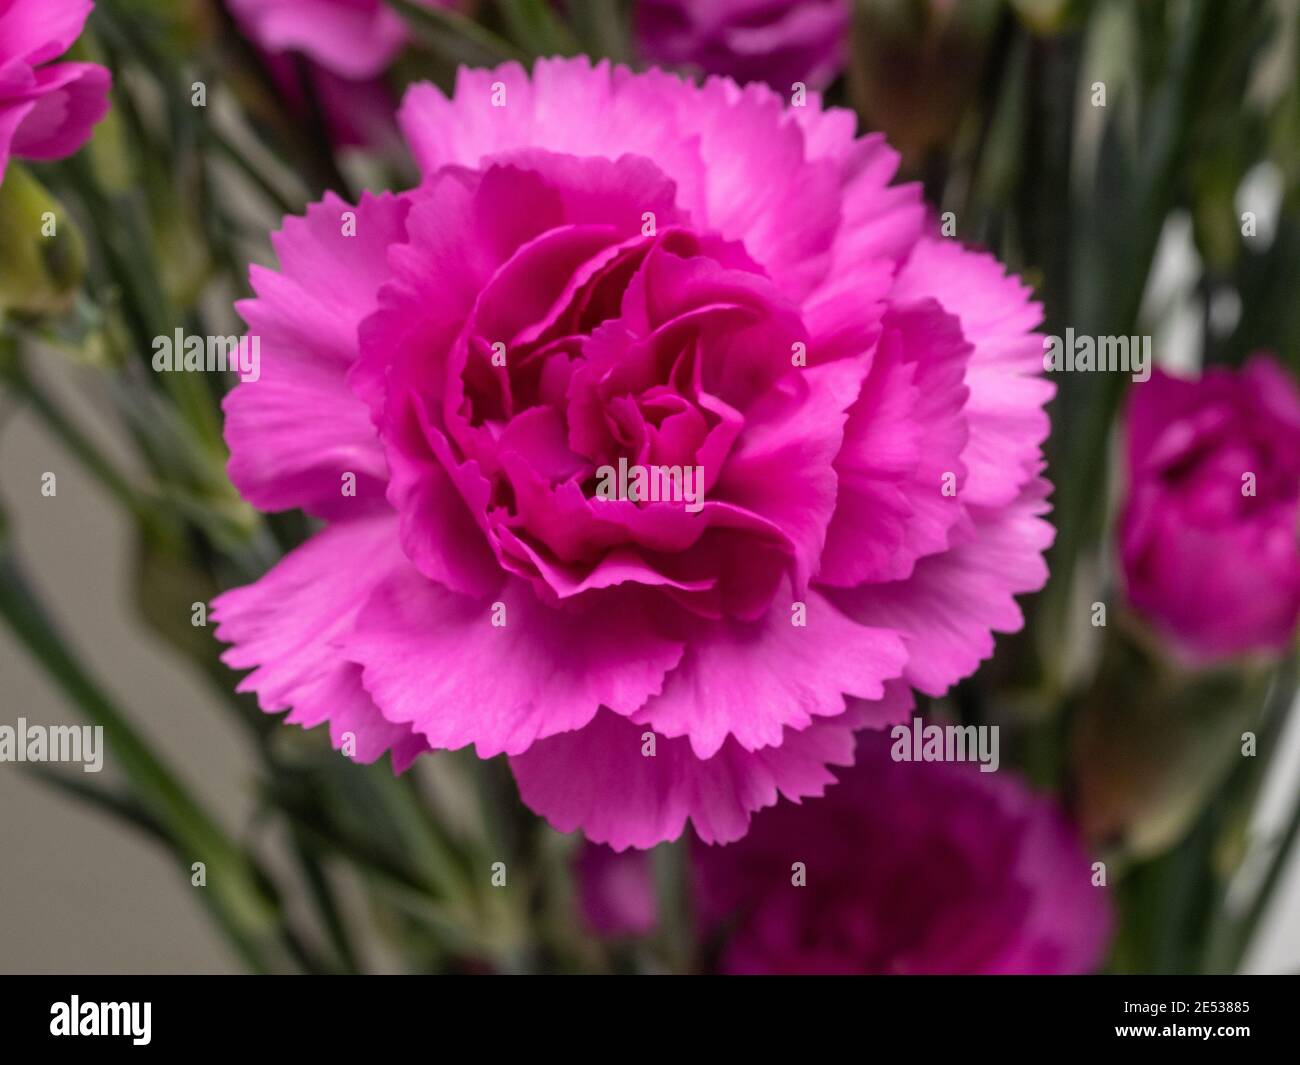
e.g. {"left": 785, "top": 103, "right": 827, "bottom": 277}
{"left": 1119, "top": 356, "right": 1300, "bottom": 663}
{"left": 213, "top": 57, "right": 1054, "bottom": 851}
{"left": 226, "top": 0, "right": 451, "bottom": 80}
{"left": 226, "top": 1, "right": 461, "bottom": 148}
{"left": 692, "top": 734, "right": 1111, "bottom": 974}
{"left": 634, "top": 0, "right": 850, "bottom": 91}
{"left": 257, "top": 53, "right": 401, "bottom": 148}
{"left": 0, "top": 0, "right": 112, "bottom": 185}
{"left": 576, "top": 842, "right": 658, "bottom": 937}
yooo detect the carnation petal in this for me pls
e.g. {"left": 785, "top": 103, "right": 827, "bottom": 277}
{"left": 211, "top": 516, "right": 426, "bottom": 766}
{"left": 7, "top": 61, "right": 110, "bottom": 162}
{"left": 512, "top": 681, "right": 913, "bottom": 851}
{"left": 632, "top": 588, "right": 906, "bottom": 757}
{"left": 225, "top": 191, "right": 410, "bottom": 517}
{"left": 0, "top": 0, "right": 93, "bottom": 67}
{"left": 819, "top": 299, "right": 971, "bottom": 586}
{"left": 830, "top": 478, "right": 1055, "bottom": 696}
{"left": 345, "top": 573, "right": 685, "bottom": 758}
{"left": 398, "top": 57, "right": 842, "bottom": 295}
{"left": 227, "top": 0, "right": 407, "bottom": 80}
{"left": 891, "top": 238, "right": 1052, "bottom": 507}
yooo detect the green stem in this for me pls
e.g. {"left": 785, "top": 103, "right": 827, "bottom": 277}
{"left": 0, "top": 553, "right": 291, "bottom": 971}
{"left": 204, "top": 121, "right": 303, "bottom": 217}
{"left": 1201, "top": 661, "right": 1300, "bottom": 972}
{"left": 1044, "top": 0, "right": 1216, "bottom": 650}
{"left": 388, "top": 0, "right": 525, "bottom": 64}
{"left": 493, "top": 0, "right": 582, "bottom": 58}
{"left": 0, "top": 338, "right": 144, "bottom": 515}
{"left": 1231, "top": 785, "right": 1300, "bottom": 971}
{"left": 290, "top": 834, "right": 360, "bottom": 973}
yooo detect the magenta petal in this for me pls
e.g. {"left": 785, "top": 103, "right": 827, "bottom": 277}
{"left": 633, "top": 588, "right": 906, "bottom": 758}
{"left": 0, "top": 97, "right": 35, "bottom": 180}
{"left": 819, "top": 299, "right": 971, "bottom": 586}
{"left": 227, "top": 0, "right": 409, "bottom": 80}
{"left": 891, "top": 238, "right": 1052, "bottom": 508}
{"left": 810, "top": 131, "right": 925, "bottom": 273}
{"left": 713, "top": 357, "right": 863, "bottom": 591}
{"left": 511, "top": 681, "right": 913, "bottom": 851}
{"left": 7, "top": 61, "right": 109, "bottom": 161}
{"left": 397, "top": 58, "right": 842, "bottom": 295}
{"left": 385, "top": 419, "right": 503, "bottom": 597}
{"left": 211, "top": 516, "right": 427, "bottom": 766}
{"left": 831, "top": 478, "right": 1054, "bottom": 696}
{"left": 0, "top": 0, "right": 94, "bottom": 67}
{"left": 224, "top": 191, "right": 410, "bottom": 518}
{"left": 344, "top": 574, "right": 685, "bottom": 757}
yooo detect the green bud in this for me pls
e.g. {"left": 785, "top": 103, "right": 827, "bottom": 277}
{"left": 1070, "top": 629, "right": 1269, "bottom": 858}
{"left": 848, "top": 0, "right": 1002, "bottom": 173}
{"left": 0, "top": 164, "right": 86, "bottom": 316}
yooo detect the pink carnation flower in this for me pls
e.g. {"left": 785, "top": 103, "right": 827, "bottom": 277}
{"left": 0, "top": 0, "right": 111, "bottom": 183}
{"left": 226, "top": 0, "right": 452, "bottom": 81}
{"left": 1119, "top": 355, "right": 1300, "bottom": 663}
{"left": 635, "top": 0, "right": 851, "bottom": 91}
{"left": 693, "top": 735, "right": 1111, "bottom": 974}
{"left": 214, "top": 58, "right": 1055, "bottom": 850}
